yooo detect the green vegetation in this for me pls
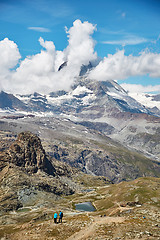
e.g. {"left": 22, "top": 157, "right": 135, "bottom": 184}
{"left": 94, "top": 177, "right": 160, "bottom": 210}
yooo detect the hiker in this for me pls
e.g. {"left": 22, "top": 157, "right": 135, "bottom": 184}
{"left": 54, "top": 212, "right": 58, "bottom": 224}
{"left": 59, "top": 211, "right": 63, "bottom": 223}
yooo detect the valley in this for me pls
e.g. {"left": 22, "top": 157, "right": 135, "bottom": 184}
{"left": 0, "top": 129, "right": 159, "bottom": 239}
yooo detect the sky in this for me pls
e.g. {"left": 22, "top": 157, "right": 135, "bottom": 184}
{"left": 0, "top": 0, "right": 160, "bottom": 94}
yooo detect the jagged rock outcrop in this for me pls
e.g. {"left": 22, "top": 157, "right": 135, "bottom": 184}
{"left": 58, "top": 61, "right": 67, "bottom": 71}
{"left": 0, "top": 132, "right": 75, "bottom": 212}
{"left": 2, "top": 131, "right": 56, "bottom": 175}
{"left": 0, "top": 131, "right": 110, "bottom": 213}
{"left": 0, "top": 132, "right": 50, "bottom": 175}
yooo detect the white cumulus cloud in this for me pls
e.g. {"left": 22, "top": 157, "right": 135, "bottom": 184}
{"left": 0, "top": 38, "right": 21, "bottom": 91}
{"left": 10, "top": 37, "right": 56, "bottom": 93}
{"left": 0, "top": 19, "right": 97, "bottom": 94}
{"left": 89, "top": 49, "right": 160, "bottom": 81}
{"left": 65, "top": 19, "right": 97, "bottom": 67}
{"left": 0, "top": 38, "right": 21, "bottom": 72}
{"left": 0, "top": 20, "right": 160, "bottom": 95}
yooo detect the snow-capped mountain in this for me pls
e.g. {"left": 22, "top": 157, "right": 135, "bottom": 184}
{"left": 1, "top": 60, "right": 159, "bottom": 118}
{"left": 0, "top": 65, "right": 160, "bottom": 161}
{"left": 11, "top": 76, "right": 158, "bottom": 118}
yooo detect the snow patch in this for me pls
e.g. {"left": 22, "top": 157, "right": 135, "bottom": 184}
{"left": 72, "top": 86, "right": 92, "bottom": 95}
{"left": 129, "top": 92, "right": 160, "bottom": 110}
{"left": 82, "top": 94, "right": 96, "bottom": 104}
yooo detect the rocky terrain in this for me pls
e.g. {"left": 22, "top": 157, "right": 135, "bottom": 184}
{"left": 0, "top": 131, "right": 109, "bottom": 214}
{"left": 0, "top": 66, "right": 160, "bottom": 239}
{"left": 0, "top": 175, "right": 159, "bottom": 240}
{"left": 0, "top": 117, "right": 160, "bottom": 184}
{"left": 0, "top": 75, "right": 160, "bottom": 163}
{"left": 0, "top": 131, "right": 160, "bottom": 239}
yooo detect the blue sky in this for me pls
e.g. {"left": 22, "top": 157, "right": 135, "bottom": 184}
{"left": 0, "top": 0, "right": 160, "bottom": 94}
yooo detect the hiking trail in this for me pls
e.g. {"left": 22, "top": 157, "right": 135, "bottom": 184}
{"left": 67, "top": 215, "right": 125, "bottom": 240}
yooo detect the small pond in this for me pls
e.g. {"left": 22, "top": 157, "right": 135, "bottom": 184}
{"left": 75, "top": 202, "right": 96, "bottom": 212}
{"left": 17, "top": 207, "right": 32, "bottom": 213}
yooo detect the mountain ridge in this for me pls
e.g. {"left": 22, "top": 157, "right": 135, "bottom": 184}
{"left": 0, "top": 68, "right": 160, "bottom": 164}
{"left": 1, "top": 75, "right": 159, "bottom": 116}
{"left": 1, "top": 72, "right": 160, "bottom": 163}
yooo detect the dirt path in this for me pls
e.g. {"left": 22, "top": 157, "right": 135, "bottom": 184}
{"left": 108, "top": 202, "right": 133, "bottom": 216}
{"left": 67, "top": 216, "right": 125, "bottom": 240}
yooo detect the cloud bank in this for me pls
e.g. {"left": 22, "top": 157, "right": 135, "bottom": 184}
{"left": 89, "top": 49, "right": 160, "bottom": 80}
{"left": 0, "top": 20, "right": 97, "bottom": 94}
{"left": 0, "top": 19, "right": 160, "bottom": 94}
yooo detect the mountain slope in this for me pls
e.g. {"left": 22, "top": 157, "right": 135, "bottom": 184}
{"left": 15, "top": 76, "right": 160, "bottom": 161}
{"left": 15, "top": 76, "right": 153, "bottom": 116}
{"left": 0, "top": 131, "right": 110, "bottom": 213}
{"left": 0, "top": 71, "right": 160, "bottom": 161}
{"left": 129, "top": 92, "right": 160, "bottom": 112}
{"left": 0, "top": 176, "right": 159, "bottom": 240}
{"left": 0, "top": 91, "right": 28, "bottom": 111}
{"left": 0, "top": 119, "right": 160, "bottom": 183}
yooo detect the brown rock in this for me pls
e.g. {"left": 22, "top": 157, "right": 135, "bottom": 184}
{"left": 1, "top": 131, "right": 56, "bottom": 175}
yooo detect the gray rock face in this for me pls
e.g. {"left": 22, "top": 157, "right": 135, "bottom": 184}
{"left": 58, "top": 61, "right": 67, "bottom": 71}
{"left": 49, "top": 143, "right": 160, "bottom": 183}
{"left": 0, "top": 91, "right": 27, "bottom": 110}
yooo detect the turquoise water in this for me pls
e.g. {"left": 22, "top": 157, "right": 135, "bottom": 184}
{"left": 75, "top": 202, "right": 96, "bottom": 212}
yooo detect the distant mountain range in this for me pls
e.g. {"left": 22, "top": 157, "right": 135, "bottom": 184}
{"left": 0, "top": 63, "right": 160, "bottom": 170}
{"left": 0, "top": 75, "right": 160, "bottom": 117}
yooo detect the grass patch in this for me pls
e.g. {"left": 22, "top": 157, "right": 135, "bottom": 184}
{"left": 93, "top": 177, "right": 160, "bottom": 210}
{"left": 94, "top": 199, "right": 114, "bottom": 211}
{"left": 17, "top": 207, "right": 31, "bottom": 213}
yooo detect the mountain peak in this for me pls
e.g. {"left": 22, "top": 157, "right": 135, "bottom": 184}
{"left": 58, "top": 61, "right": 67, "bottom": 71}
